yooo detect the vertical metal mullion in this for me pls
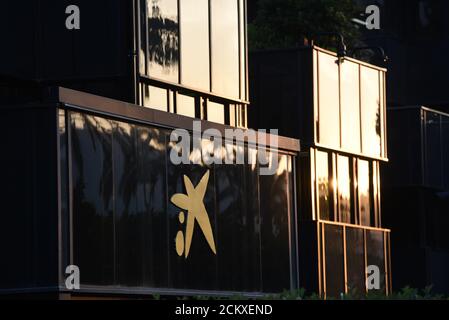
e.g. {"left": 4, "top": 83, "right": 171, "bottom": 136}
{"left": 383, "top": 231, "right": 389, "bottom": 295}
{"left": 359, "top": 65, "right": 363, "bottom": 153}
{"left": 208, "top": 0, "right": 213, "bottom": 93}
{"left": 363, "top": 229, "right": 368, "bottom": 295}
{"left": 321, "top": 222, "right": 327, "bottom": 299}
{"left": 111, "top": 121, "right": 117, "bottom": 285}
{"left": 244, "top": 0, "right": 249, "bottom": 101}
{"left": 286, "top": 156, "right": 294, "bottom": 290}
{"left": 317, "top": 221, "right": 322, "bottom": 296}
{"left": 177, "top": 0, "right": 182, "bottom": 85}
{"left": 237, "top": 0, "right": 242, "bottom": 101}
{"left": 66, "top": 109, "right": 74, "bottom": 269}
{"left": 311, "top": 148, "right": 317, "bottom": 221}
{"left": 292, "top": 158, "right": 300, "bottom": 290}
{"left": 338, "top": 61, "right": 342, "bottom": 149}
{"left": 56, "top": 108, "right": 63, "bottom": 288}
{"left": 343, "top": 225, "right": 348, "bottom": 294}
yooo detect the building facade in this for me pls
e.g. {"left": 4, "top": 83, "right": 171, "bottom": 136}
{"left": 249, "top": 46, "right": 391, "bottom": 297}
{"left": 0, "top": 0, "right": 303, "bottom": 298}
{"left": 383, "top": 106, "right": 449, "bottom": 293}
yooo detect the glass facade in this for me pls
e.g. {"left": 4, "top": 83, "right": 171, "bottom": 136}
{"left": 423, "top": 110, "right": 449, "bottom": 189}
{"left": 147, "top": 0, "right": 179, "bottom": 83}
{"left": 317, "top": 52, "right": 340, "bottom": 149}
{"left": 317, "top": 222, "right": 390, "bottom": 297}
{"left": 312, "top": 148, "right": 381, "bottom": 228}
{"left": 358, "top": 160, "right": 371, "bottom": 227}
{"left": 60, "top": 109, "right": 295, "bottom": 293}
{"left": 138, "top": 0, "right": 248, "bottom": 124}
{"left": 316, "top": 151, "right": 331, "bottom": 220}
{"left": 314, "top": 49, "right": 387, "bottom": 159}
{"left": 337, "top": 155, "right": 351, "bottom": 224}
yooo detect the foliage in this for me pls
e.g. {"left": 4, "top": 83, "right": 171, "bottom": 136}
{"left": 161, "top": 286, "right": 448, "bottom": 300}
{"left": 248, "top": 0, "right": 362, "bottom": 50}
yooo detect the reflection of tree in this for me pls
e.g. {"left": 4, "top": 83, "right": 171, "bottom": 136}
{"left": 71, "top": 114, "right": 113, "bottom": 209}
{"left": 376, "top": 107, "right": 381, "bottom": 138}
{"left": 148, "top": 1, "right": 179, "bottom": 70}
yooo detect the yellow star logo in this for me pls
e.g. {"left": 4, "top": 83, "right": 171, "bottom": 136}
{"left": 171, "top": 170, "right": 217, "bottom": 258}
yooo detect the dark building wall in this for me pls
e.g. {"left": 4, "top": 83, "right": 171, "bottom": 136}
{"left": 0, "top": 1, "right": 133, "bottom": 102}
{"left": 358, "top": 0, "right": 449, "bottom": 110}
{"left": 382, "top": 107, "right": 449, "bottom": 293}
{"left": 0, "top": 106, "right": 59, "bottom": 290}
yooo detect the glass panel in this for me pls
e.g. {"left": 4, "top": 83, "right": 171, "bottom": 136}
{"left": 207, "top": 101, "right": 225, "bottom": 124}
{"left": 239, "top": 0, "right": 247, "bottom": 100}
{"left": 366, "top": 230, "right": 386, "bottom": 294}
{"left": 176, "top": 93, "right": 196, "bottom": 118}
{"left": 144, "top": 85, "right": 168, "bottom": 111}
{"left": 113, "top": 121, "right": 141, "bottom": 286}
{"left": 259, "top": 153, "right": 292, "bottom": 292}
{"left": 70, "top": 112, "right": 114, "bottom": 286}
{"left": 337, "top": 155, "right": 351, "bottom": 223}
{"left": 324, "top": 224, "right": 344, "bottom": 298}
{"left": 358, "top": 159, "right": 371, "bottom": 227}
{"left": 346, "top": 228, "right": 365, "bottom": 296}
{"left": 147, "top": 0, "right": 179, "bottom": 83}
{"left": 424, "top": 111, "right": 442, "bottom": 187}
{"left": 180, "top": 0, "right": 210, "bottom": 91}
{"left": 137, "top": 126, "right": 169, "bottom": 288}
{"left": 316, "top": 150, "right": 331, "bottom": 220}
{"left": 317, "top": 52, "right": 340, "bottom": 148}
{"left": 139, "top": 0, "right": 147, "bottom": 75}
{"left": 211, "top": 0, "right": 240, "bottom": 98}
{"left": 216, "top": 147, "right": 261, "bottom": 291}
{"left": 340, "top": 61, "right": 361, "bottom": 153}
{"left": 361, "top": 66, "right": 381, "bottom": 157}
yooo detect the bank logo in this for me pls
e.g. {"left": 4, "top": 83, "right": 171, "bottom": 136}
{"left": 171, "top": 170, "right": 217, "bottom": 258}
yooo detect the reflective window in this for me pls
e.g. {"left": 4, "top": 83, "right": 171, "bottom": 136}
{"left": 366, "top": 230, "right": 386, "bottom": 294}
{"left": 361, "top": 66, "right": 381, "bottom": 157}
{"left": 337, "top": 155, "right": 351, "bottom": 223}
{"left": 70, "top": 113, "right": 114, "bottom": 286}
{"left": 317, "top": 52, "right": 340, "bottom": 148}
{"left": 324, "top": 224, "right": 344, "bottom": 298}
{"left": 346, "top": 228, "right": 365, "bottom": 295}
{"left": 180, "top": 0, "right": 210, "bottom": 91}
{"left": 176, "top": 93, "right": 196, "bottom": 118}
{"left": 259, "top": 154, "right": 292, "bottom": 292}
{"left": 340, "top": 61, "right": 361, "bottom": 153}
{"left": 358, "top": 160, "right": 371, "bottom": 227}
{"left": 215, "top": 148, "right": 261, "bottom": 292}
{"left": 147, "top": 0, "right": 179, "bottom": 83}
{"left": 143, "top": 85, "right": 168, "bottom": 111}
{"left": 211, "top": 0, "right": 240, "bottom": 98}
{"left": 65, "top": 110, "right": 294, "bottom": 292}
{"left": 316, "top": 151, "right": 331, "bottom": 220}
{"left": 207, "top": 101, "right": 225, "bottom": 124}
